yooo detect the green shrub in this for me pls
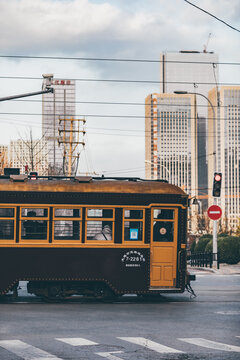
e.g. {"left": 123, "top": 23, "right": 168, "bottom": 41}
{"left": 205, "top": 236, "right": 240, "bottom": 264}
{"left": 190, "top": 240, "right": 196, "bottom": 252}
{"left": 194, "top": 235, "right": 212, "bottom": 253}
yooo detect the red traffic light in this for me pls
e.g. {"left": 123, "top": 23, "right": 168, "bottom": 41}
{"left": 214, "top": 174, "right": 221, "bottom": 182}
{"left": 212, "top": 172, "right": 222, "bottom": 197}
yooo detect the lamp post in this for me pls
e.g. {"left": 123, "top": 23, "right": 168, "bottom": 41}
{"left": 145, "top": 160, "right": 170, "bottom": 180}
{"left": 174, "top": 91, "right": 218, "bottom": 268}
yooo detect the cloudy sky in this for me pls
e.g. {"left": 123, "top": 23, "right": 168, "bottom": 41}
{"left": 0, "top": 0, "right": 239, "bottom": 177}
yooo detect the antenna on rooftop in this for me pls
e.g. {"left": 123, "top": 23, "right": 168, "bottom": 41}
{"left": 203, "top": 33, "right": 212, "bottom": 53}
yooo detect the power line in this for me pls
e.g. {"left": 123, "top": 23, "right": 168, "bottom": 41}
{"left": 184, "top": 0, "right": 240, "bottom": 33}
{"left": 10, "top": 98, "right": 237, "bottom": 109}
{"left": 0, "top": 75, "right": 239, "bottom": 86}
{"left": 0, "top": 111, "right": 239, "bottom": 122}
{"left": 0, "top": 54, "right": 239, "bottom": 65}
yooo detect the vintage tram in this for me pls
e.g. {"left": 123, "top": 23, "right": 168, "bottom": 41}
{"left": 0, "top": 175, "right": 195, "bottom": 300}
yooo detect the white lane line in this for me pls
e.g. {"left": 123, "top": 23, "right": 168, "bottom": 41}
{"left": 0, "top": 339, "right": 62, "bottom": 360}
{"left": 178, "top": 338, "right": 240, "bottom": 352}
{"left": 96, "top": 351, "right": 124, "bottom": 360}
{"left": 56, "top": 337, "right": 98, "bottom": 346}
{"left": 215, "top": 311, "right": 240, "bottom": 315}
{"left": 118, "top": 337, "right": 183, "bottom": 353}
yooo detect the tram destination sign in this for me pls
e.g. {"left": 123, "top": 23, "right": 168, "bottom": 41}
{"left": 207, "top": 205, "right": 222, "bottom": 220}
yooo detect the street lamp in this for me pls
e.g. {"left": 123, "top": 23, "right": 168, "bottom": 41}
{"left": 174, "top": 90, "right": 218, "bottom": 268}
{"left": 145, "top": 160, "right": 170, "bottom": 180}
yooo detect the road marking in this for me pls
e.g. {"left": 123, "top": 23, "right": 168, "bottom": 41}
{"left": 96, "top": 351, "right": 124, "bottom": 360}
{"left": 56, "top": 337, "right": 98, "bottom": 346}
{"left": 215, "top": 311, "right": 240, "bottom": 315}
{"left": 118, "top": 337, "right": 183, "bottom": 353}
{"left": 178, "top": 338, "right": 240, "bottom": 352}
{"left": 0, "top": 339, "right": 62, "bottom": 359}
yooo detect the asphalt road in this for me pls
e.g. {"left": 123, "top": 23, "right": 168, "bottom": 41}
{"left": 0, "top": 274, "right": 240, "bottom": 360}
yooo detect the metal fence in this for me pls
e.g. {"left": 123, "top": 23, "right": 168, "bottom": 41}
{"left": 189, "top": 252, "right": 219, "bottom": 269}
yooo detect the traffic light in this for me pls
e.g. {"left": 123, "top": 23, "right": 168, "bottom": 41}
{"left": 212, "top": 172, "right": 222, "bottom": 197}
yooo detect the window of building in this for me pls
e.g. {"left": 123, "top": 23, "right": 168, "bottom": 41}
{"left": 86, "top": 208, "right": 114, "bottom": 242}
{"left": 123, "top": 209, "right": 144, "bottom": 243}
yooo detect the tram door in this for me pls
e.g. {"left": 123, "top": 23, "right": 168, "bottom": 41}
{"left": 150, "top": 208, "right": 177, "bottom": 287}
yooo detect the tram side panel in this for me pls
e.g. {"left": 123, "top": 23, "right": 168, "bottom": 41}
{"left": 0, "top": 247, "right": 151, "bottom": 296}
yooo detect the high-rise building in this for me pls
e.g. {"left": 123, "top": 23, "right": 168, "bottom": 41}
{"left": 0, "top": 145, "right": 8, "bottom": 175}
{"left": 208, "top": 86, "right": 240, "bottom": 231}
{"left": 9, "top": 138, "right": 48, "bottom": 176}
{"left": 159, "top": 51, "right": 219, "bottom": 202}
{"left": 42, "top": 75, "right": 75, "bottom": 175}
{"left": 145, "top": 93, "right": 197, "bottom": 198}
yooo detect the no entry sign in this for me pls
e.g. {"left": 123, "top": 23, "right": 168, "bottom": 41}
{"left": 207, "top": 205, "right": 222, "bottom": 220}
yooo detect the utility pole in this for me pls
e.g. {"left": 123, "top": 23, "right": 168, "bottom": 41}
{"left": 58, "top": 118, "right": 86, "bottom": 176}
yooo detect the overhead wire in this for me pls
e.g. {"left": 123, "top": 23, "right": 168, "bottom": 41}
{"left": 0, "top": 54, "right": 239, "bottom": 65}
{"left": 0, "top": 75, "right": 239, "bottom": 86}
{"left": 184, "top": 0, "right": 240, "bottom": 33}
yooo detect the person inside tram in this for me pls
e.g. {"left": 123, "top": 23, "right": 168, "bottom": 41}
{"left": 24, "top": 211, "right": 44, "bottom": 239}
{"left": 94, "top": 222, "right": 112, "bottom": 240}
{"left": 153, "top": 214, "right": 173, "bottom": 242}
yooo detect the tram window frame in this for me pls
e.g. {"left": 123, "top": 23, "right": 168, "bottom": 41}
{"left": 53, "top": 206, "right": 82, "bottom": 243}
{"left": 20, "top": 206, "right": 49, "bottom": 244}
{"left": 152, "top": 207, "right": 177, "bottom": 243}
{"left": 122, "top": 208, "right": 145, "bottom": 244}
{"left": 85, "top": 207, "right": 115, "bottom": 244}
{"left": 0, "top": 206, "right": 16, "bottom": 244}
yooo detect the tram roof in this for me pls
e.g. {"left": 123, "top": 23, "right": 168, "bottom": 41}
{"left": 0, "top": 176, "right": 187, "bottom": 195}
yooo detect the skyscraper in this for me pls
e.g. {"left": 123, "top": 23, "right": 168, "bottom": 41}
{"left": 208, "top": 86, "right": 240, "bottom": 231}
{"left": 159, "top": 51, "right": 219, "bottom": 201}
{"left": 42, "top": 75, "right": 75, "bottom": 175}
{"left": 145, "top": 93, "right": 197, "bottom": 198}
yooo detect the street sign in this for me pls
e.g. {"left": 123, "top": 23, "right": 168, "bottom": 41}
{"left": 207, "top": 205, "right": 222, "bottom": 220}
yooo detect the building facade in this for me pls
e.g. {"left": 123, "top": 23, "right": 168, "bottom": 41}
{"left": 0, "top": 145, "right": 8, "bottom": 175}
{"left": 42, "top": 75, "right": 76, "bottom": 175}
{"left": 159, "top": 51, "right": 219, "bottom": 203}
{"left": 208, "top": 86, "right": 240, "bottom": 231}
{"left": 145, "top": 93, "right": 197, "bottom": 199}
{"left": 9, "top": 138, "right": 48, "bottom": 176}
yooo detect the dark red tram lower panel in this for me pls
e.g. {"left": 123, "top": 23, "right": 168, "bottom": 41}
{"left": 0, "top": 248, "right": 151, "bottom": 295}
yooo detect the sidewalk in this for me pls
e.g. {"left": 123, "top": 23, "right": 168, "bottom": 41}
{"left": 188, "top": 262, "right": 240, "bottom": 275}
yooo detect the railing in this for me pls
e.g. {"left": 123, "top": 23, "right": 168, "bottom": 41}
{"left": 189, "top": 252, "right": 219, "bottom": 269}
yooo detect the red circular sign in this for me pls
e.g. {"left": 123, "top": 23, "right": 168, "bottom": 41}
{"left": 207, "top": 205, "right": 222, "bottom": 220}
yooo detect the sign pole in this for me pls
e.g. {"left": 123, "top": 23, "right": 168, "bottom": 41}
{"left": 212, "top": 220, "right": 218, "bottom": 269}
{"left": 207, "top": 203, "right": 222, "bottom": 269}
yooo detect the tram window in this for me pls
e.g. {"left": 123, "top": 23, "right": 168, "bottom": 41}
{"left": 21, "top": 219, "right": 47, "bottom": 240}
{"left": 54, "top": 220, "right": 80, "bottom": 240}
{"left": 86, "top": 221, "right": 113, "bottom": 241}
{"left": 21, "top": 208, "right": 48, "bottom": 218}
{"left": 153, "top": 221, "right": 174, "bottom": 242}
{"left": 54, "top": 208, "right": 81, "bottom": 218}
{"left": 153, "top": 209, "right": 174, "bottom": 220}
{"left": 87, "top": 208, "right": 113, "bottom": 219}
{"left": 0, "top": 208, "right": 14, "bottom": 217}
{"left": 0, "top": 220, "right": 14, "bottom": 240}
{"left": 124, "top": 221, "right": 143, "bottom": 241}
{"left": 124, "top": 210, "right": 143, "bottom": 219}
